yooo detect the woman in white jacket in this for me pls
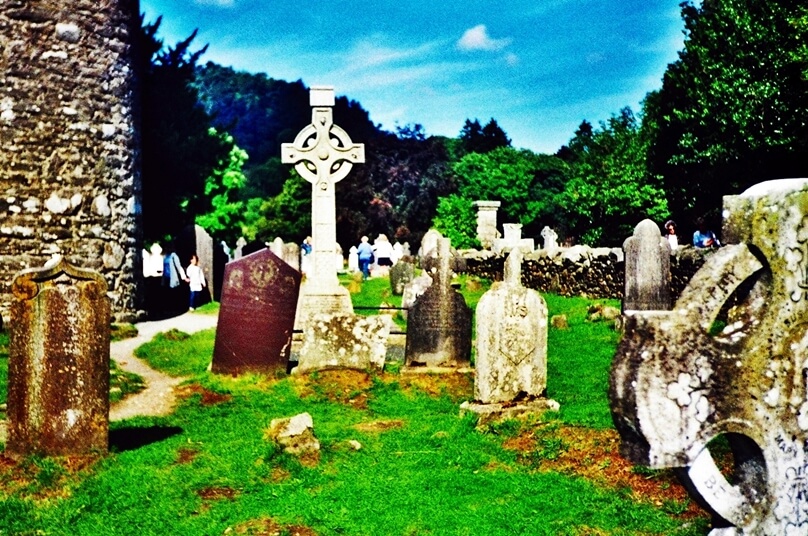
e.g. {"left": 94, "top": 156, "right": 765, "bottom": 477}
{"left": 186, "top": 254, "right": 206, "bottom": 311}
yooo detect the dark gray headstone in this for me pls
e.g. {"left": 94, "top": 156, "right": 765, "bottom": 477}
{"left": 405, "top": 238, "right": 472, "bottom": 368}
{"left": 622, "top": 219, "right": 671, "bottom": 311}
{"left": 389, "top": 260, "right": 415, "bottom": 296}
{"left": 7, "top": 257, "right": 111, "bottom": 457}
{"left": 212, "top": 249, "right": 301, "bottom": 375}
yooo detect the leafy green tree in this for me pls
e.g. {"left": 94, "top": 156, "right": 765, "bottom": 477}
{"left": 433, "top": 195, "right": 479, "bottom": 249}
{"left": 248, "top": 172, "right": 311, "bottom": 243}
{"left": 195, "top": 130, "right": 248, "bottom": 244}
{"left": 459, "top": 118, "right": 511, "bottom": 154}
{"left": 139, "top": 19, "right": 232, "bottom": 243}
{"left": 559, "top": 108, "right": 668, "bottom": 246}
{"left": 649, "top": 0, "right": 808, "bottom": 228}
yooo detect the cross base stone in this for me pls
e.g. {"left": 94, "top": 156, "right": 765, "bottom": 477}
{"left": 294, "top": 284, "right": 353, "bottom": 331}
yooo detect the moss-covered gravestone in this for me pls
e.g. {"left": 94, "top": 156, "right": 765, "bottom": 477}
{"left": 7, "top": 257, "right": 110, "bottom": 457}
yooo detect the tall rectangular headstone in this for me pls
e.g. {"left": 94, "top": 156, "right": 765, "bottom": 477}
{"left": 212, "top": 249, "right": 301, "bottom": 375}
{"left": 7, "top": 258, "right": 110, "bottom": 457}
{"left": 622, "top": 219, "right": 671, "bottom": 311}
{"left": 405, "top": 238, "right": 472, "bottom": 368}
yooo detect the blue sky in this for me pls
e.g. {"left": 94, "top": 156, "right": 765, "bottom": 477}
{"left": 140, "top": 0, "right": 686, "bottom": 154}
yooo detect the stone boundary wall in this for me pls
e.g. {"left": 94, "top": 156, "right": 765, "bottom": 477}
{"left": 460, "top": 246, "right": 711, "bottom": 302}
{"left": 0, "top": 0, "right": 143, "bottom": 322}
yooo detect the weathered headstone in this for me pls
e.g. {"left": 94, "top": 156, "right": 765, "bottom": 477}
{"left": 389, "top": 259, "right": 415, "bottom": 296}
{"left": 283, "top": 242, "right": 300, "bottom": 271}
{"left": 418, "top": 229, "right": 443, "bottom": 262}
{"left": 235, "top": 237, "right": 247, "bottom": 259}
{"left": 401, "top": 272, "right": 433, "bottom": 320}
{"left": 622, "top": 219, "right": 671, "bottom": 311}
{"left": 610, "top": 179, "right": 808, "bottom": 534}
{"left": 392, "top": 242, "right": 403, "bottom": 265}
{"left": 541, "top": 226, "right": 559, "bottom": 251}
{"left": 493, "top": 223, "right": 534, "bottom": 254}
{"left": 282, "top": 87, "right": 363, "bottom": 328}
{"left": 270, "top": 237, "right": 285, "bottom": 258}
{"left": 462, "top": 250, "right": 558, "bottom": 423}
{"left": 348, "top": 246, "right": 359, "bottom": 272}
{"left": 213, "top": 240, "right": 229, "bottom": 302}
{"left": 472, "top": 200, "right": 502, "bottom": 249}
{"left": 212, "top": 249, "right": 301, "bottom": 375}
{"left": 7, "top": 257, "right": 110, "bottom": 457}
{"left": 177, "top": 224, "right": 215, "bottom": 302}
{"left": 405, "top": 238, "right": 472, "bottom": 369}
{"left": 294, "top": 314, "right": 391, "bottom": 373}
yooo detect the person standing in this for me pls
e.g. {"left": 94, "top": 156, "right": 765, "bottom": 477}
{"left": 664, "top": 220, "right": 679, "bottom": 251}
{"left": 186, "top": 254, "right": 206, "bottom": 311}
{"left": 162, "top": 245, "right": 188, "bottom": 313}
{"left": 357, "top": 236, "right": 374, "bottom": 280}
{"left": 372, "top": 233, "right": 395, "bottom": 275}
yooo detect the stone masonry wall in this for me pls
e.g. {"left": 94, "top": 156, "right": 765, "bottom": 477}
{"left": 0, "top": 0, "right": 143, "bottom": 322}
{"left": 461, "top": 246, "right": 710, "bottom": 302}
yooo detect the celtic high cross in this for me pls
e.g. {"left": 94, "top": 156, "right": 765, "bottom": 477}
{"left": 281, "top": 86, "right": 364, "bottom": 287}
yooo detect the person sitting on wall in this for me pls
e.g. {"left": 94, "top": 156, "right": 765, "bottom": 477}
{"left": 693, "top": 218, "right": 721, "bottom": 248}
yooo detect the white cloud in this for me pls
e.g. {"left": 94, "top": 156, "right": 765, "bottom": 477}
{"left": 457, "top": 24, "right": 512, "bottom": 52}
{"left": 504, "top": 52, "right": 519, "bottom": 66}
{"left": 193, "top": 0, "right": 236, "bottom": 7}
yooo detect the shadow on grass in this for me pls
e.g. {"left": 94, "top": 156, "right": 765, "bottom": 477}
{"left": 109, "top": 425, "right": 183, "bottom": 453}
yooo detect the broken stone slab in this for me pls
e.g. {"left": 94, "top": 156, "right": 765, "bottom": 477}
{"left": 610, "top": 178, "right": 808, "bottom": 534}
{"left": 293, "top": 313, "right": 391, "bottom": 374}
{"left": 266, "top": 412, "right": 320, "bottom": 455}
{"left": 459, "top": 399, "right": 560, "bottom": 426}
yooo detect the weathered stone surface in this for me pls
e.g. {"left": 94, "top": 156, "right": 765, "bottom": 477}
{"left": 405, "top": 238, "right": 472, "bottom": 368}
{"left": 623, "top": 219, "right": 671, "bottom": 311}
{"left": 295, "top": 313, "right": 391, "bottom": 373}
{"left": 266, "top": 412, "right": 320, "bottom": 455}
{"left": 472, "top": 200, "right": 501, "bottom": 249}
{"left": 212, "top": 249, "right": 301, "bottom": 375}
{"left": 541, "top": 226, "right": 559, "bottom": 251}
{"left": 610, "top": 179, "right": 808, "bottom": 534}
{"left": 474, "top": 249, "right": 550, "bottom": 404}
{"left": 459, "top": 399, "right": 560, "bottom": 426}
{"left": 0, "top": 1, "right": 143, "bottom": 322}
{"left": 7, "top": 257, "right": 110, "bottom": 457}
{"left": 283, "top": 87, "right": 362, "bottom": 330}
{"left": 389, "top": 260, "right": 415, "bottom": 296}
{"left": 401, "top": 272, "right": 433, "bottom": 320}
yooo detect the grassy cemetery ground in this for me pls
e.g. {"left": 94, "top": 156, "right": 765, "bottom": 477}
{"left": 0, "top": 275, "right": 711, "bottom": 535}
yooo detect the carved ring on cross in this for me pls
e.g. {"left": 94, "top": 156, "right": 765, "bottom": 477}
{"left": 289, "top": 122, "right": 357, "bottom": 184}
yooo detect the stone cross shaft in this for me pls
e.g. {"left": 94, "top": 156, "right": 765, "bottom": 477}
{"left": 281, "top": 87, "right": 364, "bottom": 286}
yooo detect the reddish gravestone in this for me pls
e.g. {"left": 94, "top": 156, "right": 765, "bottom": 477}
{"left": 7, "top": 257, "right": 111, "bottom": 457}
{"left": 212, "top": 249, "right": 301, "bottom": 374}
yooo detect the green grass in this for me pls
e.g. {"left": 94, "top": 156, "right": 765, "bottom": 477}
{"left": 0, "top": 279, "right": 708, "bottom": 535}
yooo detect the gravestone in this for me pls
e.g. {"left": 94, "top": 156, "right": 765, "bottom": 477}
{"left": 389, "top": 259, "right": 415, "bottom": 295}
{"left": 493, "top": 223, "right": 534, "bottom": 254}
{"left": 622, "top": 219, "right": 671, "bottom": 311}
{"left": 610, "top": 179, "right": 808, "bottom": 534}
{"left": 213, "top": 240, "right": 229, "bottom": 302}
{"left": 270, "top": 237, "right": 285, "bottom": 258}
{"left": 235, "top": 237, "right": 247, "bottom": 259}
{"left": 418, "top": 229, "right": 443, "bottom": 262}
{"left": 348, "top": 246, "right": 359, "bottom": 272}
{"left": 212, "top": 249, "right": 301, "bottom": 375}
{"left": 282, "top": 86, "right": 363, "bottom": 329}
{"left": 294, "top": 313, "right": 391, "bottom": 374}
{"left": 401, "top": 272, "right": 433, "bottom": 320}
{"left": 6, "top": 257, "right": 110, "bottom": 457}
{"left": 283, "top": 242, "right": 300, "bottom": 271}
{"left": 541, "top": 226, "right": 559, "bottom": 251}
{"left": 472, "top": 200, "right": 502, "bottom": 249}
{"left": 405, "top": 238, "right": 472, "bottom": 369}
{"left": 402, "top": 242, "right": 411, "bottom": 258}
{"left": 177, "top": 224, "right": 215, "bottom": 302}
{"left": 461, "top": 249, "right": 558, "bottom": 423}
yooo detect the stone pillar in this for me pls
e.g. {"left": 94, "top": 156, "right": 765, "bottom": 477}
{"left": 0, "top": 0, "right": 143, "bottom": 322}
{"left": 622, "top": 219, "right": 671, "bottom": 311}
{"left": 7, "top": 258, "right": 111, "bottom": 457}
{"left": 472, "top": 201, "right": 501, "bottom": 249}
